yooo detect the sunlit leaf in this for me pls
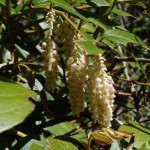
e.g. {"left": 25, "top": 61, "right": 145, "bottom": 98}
{"left": 50, "top": 0, "right": 86, "bottom": 20}
{"left": 0, "top": 77, "right": 36, "bottom": 133}
{"left": 47, "top": 137, "right": 78, "bottom": 150}
{"left": 139, "top": 142, "right": 150, "bottom": 150}
{"left": 75, "top": 40, "right": 104, "bottom": 54}
{"left": 112, "top": 8, "right": 136, "bottom": 19}
{"left": 90, "top": 0, "right": 110, "bottom": 7}
{"left": 117, "top": 0, "right": 146, "bottom": 8}
{"left": 32, "top": 0, "right": 50, "bottom": 6}
{"left": 119, "top": 121, "right": 150, "bottom": 149}
{"left": 86, "top": 17, "right": 108, "bottom": 30}
{"left": 15, "top": 44, "right": 30, "bottom": 59}
{"left": 47, "top": 122, "right": 76, "bottom": 136}
{"left": 0, "top": 0, "right": 5, "bottom": 6}
{"left": 103, "top": 29, "right": 149, "bottom": 49}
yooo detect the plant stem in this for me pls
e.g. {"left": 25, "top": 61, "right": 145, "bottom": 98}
{"left": 30, "top": 4, "right": 78, "bottom": 30}
{"left": 115, "top": 76, "right": 150, "bottom": 86}
{"left": 114, "top": 56, "right": 150, "bottom": 63}
{"left": 86, "top": 134, "right": 92, "bottom": 150}
{"left": 6, "top": 0, "right": 14, "bottom": 51}
{"left": 55, "top": 10, "right": 77, "bottom": 30}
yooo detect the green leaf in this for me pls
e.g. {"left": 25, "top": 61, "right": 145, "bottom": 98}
{"left": 15, "top": 44, "right": 30, "bottom": 59}
{"left": 139, "top": 142, "right": 150, "bottom": 150}
{"left": 75, "top": 40, "right": 104, "bottom": 54}
{"left": 47, "top": 122, "right": 76, "bottom": 136}
{"left": 13, "top": 134, "right": 78, "bottom": 150}
{"left": 47, "top": 137, "right": 78, "bottom": 150}
{"left": 119, "top": 121, "right": 150, "bottom": 149}
{"left": 32, "top": 0, "right": 50, "bottom": 6}
{"left": 50, "top": 0, "right": 86, "bottom": 20}
{"left": 103, "top": 29, "right": 149, "bottom": 49}
{"left": 86, "top": 17, "right": 108, "bottom": 30}
{"left": 30, "top": 143, "right": 45, "bottom": 150}
{"left": 117, "top": 0, "right": 146, "bottom": 8}
{"left": 0, "top": 77, "right": 36, "bottom": 133}
{"left": 112, "top": 8, "right": 136, "bottom": 19}
{"left": 102, "top": 39, "right": 123, "bottom": 56}
{"left": 0, "top": 0, "right": 5, "bottom": 6}
{"left": 90, "top": 0, "right": 110, "bottom": 7}
{"left": 13, "top": 135, "right": 46, "bottom": 150}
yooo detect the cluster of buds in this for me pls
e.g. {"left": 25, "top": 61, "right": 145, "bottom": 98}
{"left": 87, "top": 54, "right": 115, "bottom": 127}
{"left": 66, "top": 32, "right": 88, "bottom": 116}
{"left": 41, "top": 9, "right": 59, "bottom": 92}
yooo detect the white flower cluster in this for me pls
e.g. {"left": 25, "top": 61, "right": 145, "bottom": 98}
{"left": 42, "top": 9, "right": 59, "bottom": 92}
{"left": 66, "top": 33, "right": 87, "bottom": 116}
{"left": 53, "top": 16, "right": 66, "bottom": 44}
{"left": 87, "top": 54, "right": 115, "bottom": 127}
{"left": 41, "top": 9, "right": 115, "bottom": 127}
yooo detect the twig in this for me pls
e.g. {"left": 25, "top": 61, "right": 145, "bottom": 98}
{"left": 86, "top": 132, "right": 92, "bottom": 150}
{"left": 6, "top": 0, "right": 15, "bottom": 53}
{"left": 30, "top": 4, "right": 49, "bottom": 10}
{"left": 55, "top": 10, "right": 77, "bottom": 30}
{"left": 115, "top": 91, "right": 133, "bottom": 96}
{"left": 76, "top": 5, "right": 92, "bottom": 9}
{"left": 21, "top": 62, "right": 44, "bottom": 67}
{"left": 115, "top": 76, "right": 150, "bottom": 86}
{"left": 30, "top": 4, "right": 78, "bottom": 30}
{"left": 114, "top": 56, "right": 150, "bottom": 63}
{"left": 139, "top": 119, "right": 150, "bottom": 123}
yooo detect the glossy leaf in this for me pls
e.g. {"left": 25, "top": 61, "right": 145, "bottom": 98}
{"left": 0, "top": 0, "right": 5, "bottom": 6}
{"left": 117, "top": 0, "right": 146, "bottom": 8}
{"left": 47, "top": 121, "right": 88, "bottom": 143}
{"left": 86, "top": 17, "right": 108, "bottom": 30}
{"left": 75, "top": 40, "right": 104, "bottom": 54}
{"left": 0, "top": 77, "right": 36, "bottom": 133}
{"left": 50, "top": 0, "right": 86, "bottom": 20}
{"left": 30, "top": 143, "right": 45, "bottom": 150}
{"left": 119, "top": 121, "right": 150, "bottom": 149}
{"left": 13, "top": 135, "right": 47, "bottom": 150}
{"left": 47, "top": 137, "right": 78, "bottom": 150}
{"left": 32, "top": 0, "right": 50, "bottom": 6}
{"left": 90, "top": 0, "right": 110, "bottom": 7}
{"left": 103, "top": 29, "right": 149, "bottom": 49}
{"left": 139, "top": 142, "right": 150, "bottom": 150}
{"left": 112, "top": 8, "right": 136, "bottom": 18}
{"left": 47, "top": 121, "right": 76, "bottom": 136}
